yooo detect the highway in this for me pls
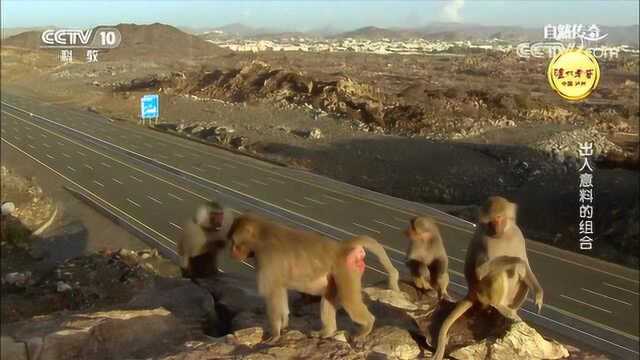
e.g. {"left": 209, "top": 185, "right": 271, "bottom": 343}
{"left": 1, "top": 92, "right": 638, "bottom": 359}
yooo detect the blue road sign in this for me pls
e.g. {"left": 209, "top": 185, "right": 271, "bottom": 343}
{"left": 140, "top": 94, "right": 159, "bottom": 119}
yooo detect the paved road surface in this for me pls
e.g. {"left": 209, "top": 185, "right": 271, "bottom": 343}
{"left": 1, "top": 92, "right": 638, "bottom": 358}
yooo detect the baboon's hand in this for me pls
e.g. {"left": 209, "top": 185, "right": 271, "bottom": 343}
{"left": 535, "top": 290, "right": 544, "bottom": 313}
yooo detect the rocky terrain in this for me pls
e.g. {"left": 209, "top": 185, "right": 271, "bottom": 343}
{"left": 0, "top": 239, "right": 595, "bottom": 360}
{"left": 0, "top": 166, "right": 610, "bottom": 359}
{"left": 1, "top": 23, "right": 639, "bottom": 267}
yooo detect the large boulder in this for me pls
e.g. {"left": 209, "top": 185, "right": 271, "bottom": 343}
{"left": 126, "top": 277, "right": 221, "bottom": 335}
{"left": 416, "top": 299, "right": 569, "bottom": 360}
{"left": 3, "top": 307, "right": 192, "bottom": 360}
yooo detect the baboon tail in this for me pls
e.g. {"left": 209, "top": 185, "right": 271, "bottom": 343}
{"left": 345, "top": 236, "right": 400, "bottom": 291}
{"left": 433, "top": 298, "right": 473, "bottom": 360}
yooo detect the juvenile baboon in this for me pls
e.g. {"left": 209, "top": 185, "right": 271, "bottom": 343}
{"left": 177, "top": 201, "right": 234, "bottom": 278}
{"left": 432, "top": 196, "right": 544, "bottom": 360}
{"left": 404, "top": 216, "right": 450, "bottom": 300}
{"left": 227, "top": 214, "right": 400, "bottom": 342}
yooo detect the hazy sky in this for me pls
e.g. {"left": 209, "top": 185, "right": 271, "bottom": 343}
{"left": 1, "top": 1, "right": 638, "bottom": 30}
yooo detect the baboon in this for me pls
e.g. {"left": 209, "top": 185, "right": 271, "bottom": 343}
{"left": 227, "top": 214, "right": 400, "bottom": 342}
{"left": 432, "top": 196, "right": 544, "bottom": 360}
{"left": 177, "top": 201, "right": 234, "bottom": 278}
{"left": 404, "top": 216, "right": 450, "bottom": 300}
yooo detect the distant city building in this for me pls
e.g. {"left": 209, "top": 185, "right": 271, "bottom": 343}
{"left": 206, "top": 38, "right": 638, "bottom": 56}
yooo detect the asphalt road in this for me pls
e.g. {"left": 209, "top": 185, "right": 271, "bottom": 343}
{"left": 1, "top": 92, "right": 638, "bottom": 358}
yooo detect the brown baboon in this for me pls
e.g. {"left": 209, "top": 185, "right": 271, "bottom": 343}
{"left": 433, "top": 196, "right": 544, "bottom": 360}
{"left": 227, "top": 214, "right": 400, "bottom": 342}
{"left": 177, "top": 201, "right": 234, "bottom": 278}
{"left": 405, "top": 216, "right": 450, "bottom": 300}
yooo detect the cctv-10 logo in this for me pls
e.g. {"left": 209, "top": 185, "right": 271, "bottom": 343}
{"left": 41, "top": 27, "right": 121, "bottom": 49}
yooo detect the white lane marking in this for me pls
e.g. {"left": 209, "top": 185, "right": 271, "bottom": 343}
{"left": 223, "top": 163, "right": 236, "bottom": 169}
{"left": 43, "top": 143, "right": 51, "bottom": 148}
{"left": 100, "top": 162, "right": 112, "bottom": 168}
{"left": 232, "top": 181, "right": 249, "bottom": 188}
{"left": 77, "top": 150, "right": 87, "bottom": 157}
{"left": 93, "top": 180, "right": 104, "bottom": 187}
{"left": 175, "top": 153, "right": 185, "bottom": 158}
{"left": 449, "top": 257, "right": 464, "bottom": 264}
{"left": 129, "top": 175, "right": 143, "bottom": 183}
{"left": 393, "top": 216, "right": 408, "bottom": 224}
{"left": 62, "top": 153, "right": 71, "bottom": 158}
{"left": 67, "top": 166, "right": 76, "bottom": 172}
{"left": 57, "top": 141, "right": 64, "bottom": 146}
{"left": 28, "top": 144, "right": 35, "bottom": 149}
{"left": 84, "top": 164, "right": 94, "bottom": 170}
{"left": 46, "top": 154, "right": 55, "bottom": 159}
{"left": 285, "top": 199, "right": 308, "bottom": 208}
{"left": 251, "top": 179, "right": 270, "bottom": 186}
{"left": 581, "top": 288, "right": 632, "bottom": 306}
{"left": 167, "top": 193, "right": 184, "bottom": 201}
{"left": 519, "top": 306, "right": 639, "bottom": 354}
{"left": 267, "top": 177, "right": 286, "bottom": 184}
{"left": 126, "top": 198, "right": 141, "bottom": 208}
{"left": 40, "top": 134, "right": 47, "bottom": 138}
{"left": 193, "top": 166, "right": 204, "bottom": 171}
{"left": 206, "top": 164, "right": 222, "bottom": 170}
{"left": 528, "top": 248, "right": 639, "bottom": 285}
{"left": 26, "top": 135, "right": 33, "bottom": 140}
{"left": 560, "top": 294, "right": 612, "bottom": 314}
{"left": 604, "top": 282, "right": 640, "bottom": 296}
{"left": 374, "top": 219, "right": 402, "bottom": 230}
{"left": 352, "top": 222, "right": 380, "bottom": 234}
{"left": 112, "top": 178, "right": 123, "bottom": 184}
{"left": 322, "top": 194, "right": 346, "bottom": 203}
{"left": 169, "top": 222, "right": 182, "bottom": 230}
{"left": 304, "top": 196, "right": 327, "bottom": 205}
{"left": 147, "top": 195, "right": 163, "bottom": 205}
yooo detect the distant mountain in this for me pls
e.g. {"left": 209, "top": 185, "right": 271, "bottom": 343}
{"left": 1, "top": 30, "right": 43, "bottom": 48}
{"left": 1, "top": 26, "right": 59, "bottom": 39}
{"left": 598, "top": 25, "right": 639, "bottom": 47}
{"left": 335, "top": 26, "right": 421, "bottom": 40}
{"left": 198, "top": 23, "right": 286, "bottom": 40}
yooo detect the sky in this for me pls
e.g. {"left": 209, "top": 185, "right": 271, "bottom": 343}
{"left": 1, "top": 0, "right": 639, "bottom": 30}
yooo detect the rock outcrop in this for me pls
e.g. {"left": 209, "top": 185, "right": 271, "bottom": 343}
{"left": 1, "top": 261, "right": 571, "bottom": 360}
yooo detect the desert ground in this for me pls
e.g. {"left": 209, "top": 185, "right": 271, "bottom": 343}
{"left": 1, "top": 23, "right": 638, "bottom": 267}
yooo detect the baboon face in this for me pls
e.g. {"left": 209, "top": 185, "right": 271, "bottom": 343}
{"left": 480, "top": 197, "right": 516, "bottom": 237}
{"left": 227, "top": 217, "right": 256, "bottom": 260}
{"left": 405, "top": 217, "right": 433, "bottom": 242}
{"left": 210, "top": 210, "right": 224, "bottom": 230}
